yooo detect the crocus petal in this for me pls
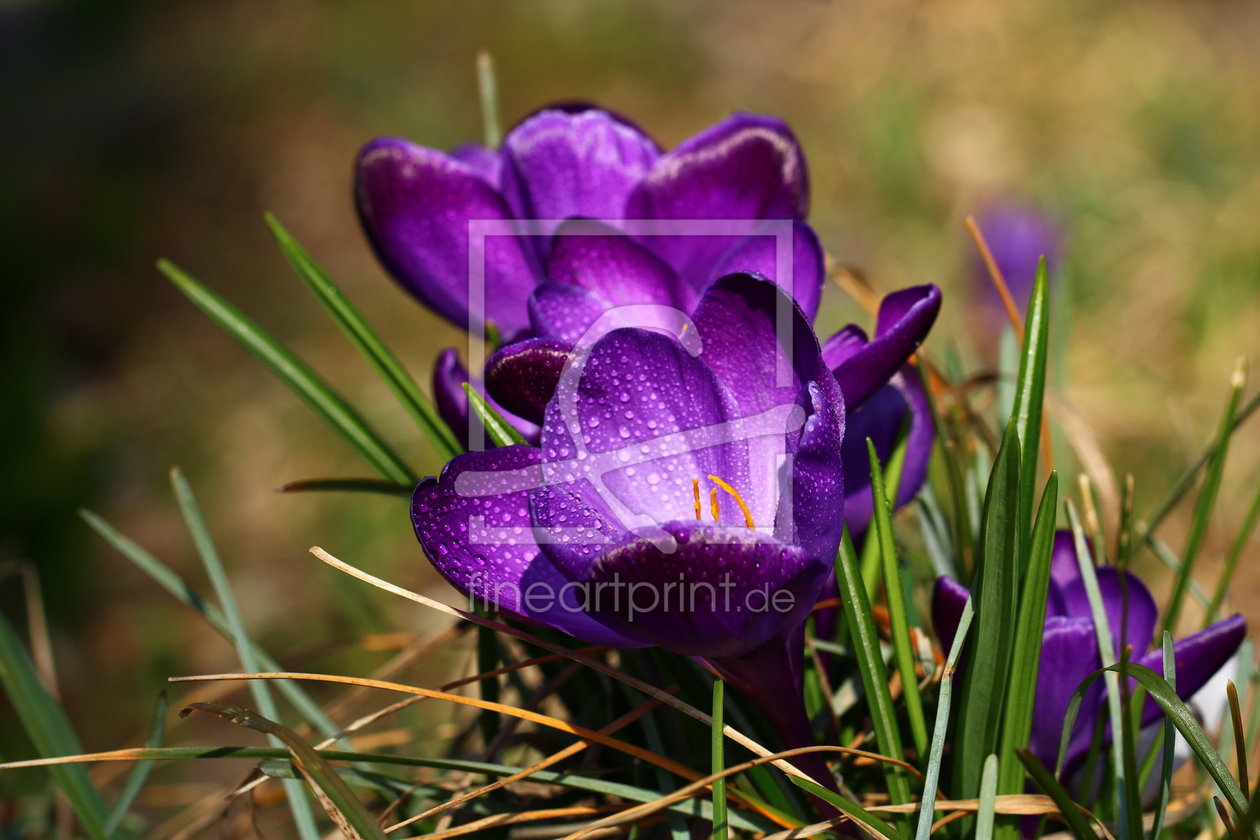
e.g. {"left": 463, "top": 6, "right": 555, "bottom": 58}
{"left": 820, "top": 325, "right": 869, "bottom": 369}
{"left": 932, "top": 576, "right": 970, "bottom": 654}
{"left": 690, "top": 273, "right": 844, "bottom": 558}
{"left": 626, "top": 113, "right": 809, "bottom": 283}
{"left": 449, "top": 142, "right": 502, "bottom": 189}
{"left": 547, "top": 219, "right": 691, "bottom": 311}
{"left": 526, "top": 281, "right": 612, "bottom": 343}
{"left": 1031, "top": 615, "right": 1107, "bottom": 770}
{"left": 830, "top": 285, "right": 942, "bottom": 407}
{"left": 486, "top": 338, "right": 573, "bottom": 425}
{"left": 1049, "top": 530, "right": 1083, "bottom": 590}
{"left": 1057, "top": 568, "right": 1158, "bottom": 657}
{"left": 708, "top": 222, "right": 824, "bottom": 322}
{"left": 840, "top": 365, "right": 933, "bottom": 534}
{"left": 536, "top": 327, "right": 749, "bottom": 533}
{"left": 356, "top": 137, "right": 539, "bottom": 334}
{"left": 411, "top": 445, "right": 644, "bottom": 647}
{"left": 1136, "top": 613, "right": 1247, "bottom": 729}
{"left": 499, "top": 107, "right": 659, "bottom": 238}
{"left": 433, "top": 348, "right": 472, "bottom": 450}
{"left": 579, "top": 521, "right": 827, "bottom": 660}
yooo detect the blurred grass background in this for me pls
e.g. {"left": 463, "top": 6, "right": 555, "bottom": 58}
{"left": 1, "top": 0, "right": 1258, "bottom": 786}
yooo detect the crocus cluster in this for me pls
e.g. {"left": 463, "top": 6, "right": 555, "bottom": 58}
{"left": 932, "top": 532, "right": 1246, "bottom": 774}
{"left": 356, "top": 103, "right": 937, "bottom": 785}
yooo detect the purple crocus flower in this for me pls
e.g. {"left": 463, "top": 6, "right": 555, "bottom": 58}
{"left": 411, "top": 274, "right": 843, "bottom": 784}
{"left": 932, "top": 531, "right": 1245, "bottom": 773}
{"left": 973, "top": 199, "right": 1060, "bottom": 316}
{"left": 357, "top": 105, "right": 823, "bottom": 444}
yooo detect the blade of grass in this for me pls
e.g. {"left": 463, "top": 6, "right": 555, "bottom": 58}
{"left": 170, "top": 468, "right": 320, "bottom": 839}
{"left": 866, "top": 438, "right": 927, "bottom": 757}
{"left": 265, "top": 214, "right": 462, "bottom": 460}
{"left": 0, "top": 612, "right": 110, "bottom": 839}
{"left": 1229, "top": 681, "right": 1249, "bottom": 795}
{"left": 835, "top": 530, "right": 910, "bottom": 805}
{"left": 1011, "top": 258, "right": 1050, "bottom": 546}
{"left": 182, "top": 702, "right": 387, "bottom": 840}
{"left": 954, "top": 421, "right": 1022, "bottom": 800}
{"left": 279, "top": 477, "right": 414, "bottom": 496}
{"left": 913, "top": 597, "right": 973, "bottom": 840}
{"left": 476, "top": 51, "right": 502, "bottom": 148}
{"left": 463, "top": 383, "right": 526, "bottom": 446}
{"left": 1148, "top": 634, "right": 1177, "bottom": 840}
{"left": 1208, "top": 479, "right": 1260, "bottom": 624}
{"left": 1067, "top": 501, "right": 1139, "bottom": 840}
{"left": 1166, "top": 359, "right": 1247, "bottom": 632}
{"left": 80, "top": 509, "right": 339, "bottom": 739}
{"left": 103, "top": 691, "right": 168, "bottom": 835}
{"left": 995, "top": 472, "right": 1059, "bottom": 840}
{"left": 975, "top": 755, "right": 1000, "bottom": 840}
{"left": 712, "top": 678, "right": 728, "bottom": 840}
{"left": 159, "top": 259, "right": 414, "bottom": 484}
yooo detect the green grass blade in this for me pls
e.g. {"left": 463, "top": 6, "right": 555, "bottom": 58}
{"left": 866, "top": 438, "right": 927, "bottom": 758}
{"left": 1011, "top": 258, "right": 1050, "bottom": 544}
{"left": 169, "top": 469, "right": 321, "bottom": 839}
{"left": 476, "top": 51, "right": 502, "bottom": 148}
{"left": 1148, "top": 634, "right": 1177, "bottom": 840}
{"left": 1068, "top": 502, "right": 1139, "bottom": 840}
{"left": 80, "top": 509, "right": 339, "bottom": 738}
{"left": 463, "top": 382, "right": 526, "bottom": 446}
{"left": 1016, "top": 749, "right": 1100, "bottom": 840}
{"left": 975, "top": 754, "right": 1000, "bottom": 840}
{"left": 265, "top": 214, "right": 462, "bottom": 460}
{"left": 103, "top": 691, "right": 167, "bottom": 835}
{"left": 995, "top": 472, "right": 1058, "bottom": 840}
{"left": 1114, "top": 662, "right": 1255, "bottom": 835}
{"left": 279, "top": 477, "right": 414, "bottom": 496}
{"left": 787, "top": 777, "right": 905, "bottom": 840}
{"left": 712, "top": 678, "right": 728, "bottom": 840}
{"left": 834, "top": 531, "right": 910, "bottom": 805}
{"left": 954, "top": 420, "right": 1022, "bottom": 800}
{"left": 0, "top": 612, "right": 110, "bottom": 839}
{"left": 159, "top": 259, "right": 415, "bottom": 484}
{"left": 1207, "top": 478, "right": 1260, "bottom": 624}
{"left": 913, "top": 597, "right": 973, "bottom": 840}
{"left": 1166, "top": 359, "right": 1247, "bottom": 632}
{"left": 182, "top": 702, "right": 387, "bottom": 840}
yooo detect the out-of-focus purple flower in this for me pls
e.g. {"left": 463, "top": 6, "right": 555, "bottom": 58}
{"left": 932, "top": 531, "right": 1245, "bottom": 773}
{"left": 411, "top": 274, "right": 844, "bottom": 784}
{"left": 356, "top": 105, "right": 822, "bottom": 337}
{"left": 972, "top": 200, "right": 1060, "bottom": 316}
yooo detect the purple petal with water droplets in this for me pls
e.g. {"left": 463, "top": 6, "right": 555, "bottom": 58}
{"left": 499, "top": 107, "right": 659, "bottom": 239}
{"left": 355, "top": 137, "right": 539, "bottom": 333}
{"left": 411, "top": 446, "right": 644, "bottom": 647}
{"left": 485, "top": 338, "right": 573, "bottom": 425}
{"left": 708, "top": 222, "right": 824, "bottom": 322}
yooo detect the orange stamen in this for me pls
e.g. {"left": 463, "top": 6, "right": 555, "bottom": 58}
{"left": 706, "top": 475, "right": 756, "bottom": 529}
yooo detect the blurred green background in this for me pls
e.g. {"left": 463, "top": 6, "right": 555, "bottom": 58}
{"left": 2, "top": 0, "right": 1258, "bottom": 791}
